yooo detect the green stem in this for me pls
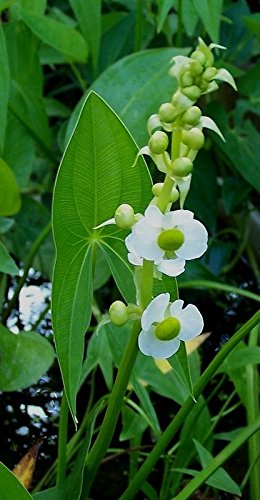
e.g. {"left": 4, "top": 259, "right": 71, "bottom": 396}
{"left": 119, "top": 309, "right": 260, "bottom": 499}
{"left": 56, "top": 393, "right": 69, "bottom": 486}
{"left": 176, "top": 0, "right": 183, "bottom": 48}
{"left": 134, "top": 0, "right": 143, "bottom": 52}
{"left": 178, "top": 280, "right": 260, "bottom": 303}
{"left": 140, "top": 259, "right": 154, "bottom": 308}
{"left": 2, "top": 221, "right": 52, "bottom": 322}
{"left": 156, "top": 175, "right": 174, "bottom": 213}
{"left": 173, "top": 416, "right": 260, "bottom": 499}
{"left": 246, "top": 324, "right": 260, "bottom": 500}
{"left": 81, "top": 319, "right": 141, "bottom": 498}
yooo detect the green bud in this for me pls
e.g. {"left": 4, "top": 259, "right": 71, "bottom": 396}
{"left": 182, "top": 85, "right": 201, "bottom": 101}
{"left": 152, "top": 183, "right": 164, "bottom": 197}
{"left": 157, "top": 227, "right": 185, "bottom": 252}
{"left": 109, "top": 301, "right": 128, "bottom": 326}
{"left": 171, "top": 157, "right": 193, "bottom": 177}
{"left": 181, "top": 70, "right": 194, "bottom": 87}
{"left": 196, "top": 42, "right": 214, "bottom": 67}
{"left": 147, "top": 114, "right": 162, "bottom": 135}
{"left": 182, "top": 106, "right": 202, "bottom": 126}
{"left": 202, "top": 66, "right": 217, "bottom": 82}
{"left": 155, "top": 317, "right": 181, "bottom": 341}
{"left": 149, "top": 130, "right": 169, "bottom": 154}
{"left": 159, "top": 102, "right": 176, "bottom": 123}
{"left": 190, "top": 50, "right": 206, "bottom": 66}
{"left": 190, "top": 60, "right": 204, "bottom": 77}
{"left": 199, "top": 80, "right": 209, "bottom": 92}
{"left": 169, "top": 186, "right": 180, "bottom": 202}
{"left": 181, "top": 128, "right": 205, "bottom": 150}
{"left": 115, "top": 204, "right": 135, "bottom": 229}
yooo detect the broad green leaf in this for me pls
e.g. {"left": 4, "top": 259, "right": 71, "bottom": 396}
{"left": 120, "top": 405, "right": 148, "bottom": 441}
{"left": 243, "top": 13, "right": 260, "bottom": 41}
{"left": 193, "top": 439, "right": 241, "bottom": 495}
{"left": 0, "top": 24, "right": 10, "bottom": 154}
{"left": 238, "top": 62, "right": 260, "bottom": 100}
{"left": 20, "top": 10, "right": 88, "bottom": 63}
{"left": 0, "top": 325, "right": 55, "bottom": 391}
{"left": 167, "top": 342, "right": 194, "bottom": 400}
{"left": 221, "top": 177, "right": 251, "bottom": 215}
{"left": 192, "top": 0, "right": 223, "bottom": 42}
{"left": 0, "top": 240, "right": 19, "bottom": 275}
{"left": 0, "top": 217, "right": 14, "bottom": 234}
{"left": 99, "top": 10, "right": 135, "bottom": 71}
{"left": 178, "top": 261, "right": 222, "bottom": 284}
{"left": 81, "top": 329, "right": 114, "bottom": 390}
{"left": 156, "top": 0, "right": 176, "bottom": 33}
{"left": 52, "top": 92, "right": 151, "bottom": 420}
{"left": 153, "top": 274, "right": 178, "bottom": 302}
{"left": 69, "top": 0, "right": 101, "bottom": 72}
{"left": 44, "top": 98, "right": 71, "bottom": 118}
{"left": 219, "top": 344, "right": 260, "bottom": 372}
{"left": 93, "top": 245, "right": 111, "bottom": 290}
{"left": 66, "top": 48, "right": 190, "bottom": 147}
{"left": 0, "top": 158, "right": 21, "bottom": 216}
{"left": 220, "top": 0, "right": 252, "bottom": 64}
{"left": 0, "top": 462, "right": 33, "bottom": 500}
{"left": 182, "top": 0, "right": 199, "bottom": 36}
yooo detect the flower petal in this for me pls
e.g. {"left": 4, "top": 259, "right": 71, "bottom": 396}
{"left": 169, "top": 299, "right": 184, "bottom": 317}
{"left": 138, "top": 328, "right": 180, "bottom": 358}
{"left": 126, "top": 224, "right": 163, "bottom": 262}
{"left": 127, "top": 252, "right": 143, "bottom": 266}
{"left": 141, "top": 293, "right": 170, "bottom": 331}
{"left": 163, "top": 209, "right": 194, "bottom": 227}
{"left": 157, "top": 257, "right": 185, "bottom": 277}
{"left": 177, "top": 304, "right": 204, "bottom": 341}
{"left": 176, "top": 219, "right": 208, "bottom": 260}
{"left": 144, "top": 205, "right": 164, "bottom": 227}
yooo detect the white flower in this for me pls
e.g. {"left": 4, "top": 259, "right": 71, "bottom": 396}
{"left": 138, "top": 293, "right": 204, "bottom": 358}
{"left": 125, "top": 205, "right": 208, "bottom": 277}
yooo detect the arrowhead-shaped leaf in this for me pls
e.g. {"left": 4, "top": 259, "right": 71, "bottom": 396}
{"left": 52, "top": 92, "right": 152, "bottom": 421}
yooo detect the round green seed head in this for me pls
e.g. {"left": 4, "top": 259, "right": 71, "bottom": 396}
{"left": 190, "top": 50, "right": 206, "bottom": 66}
{"left": 147, "top": 114, "right": 162, "bottom": 135}
{"left": 171, "top": 157, "right": 193, "bottom": 177}
{"left": 115, "top": 204, "right": 135, "bottom": 229}
{"left": 159, "top": 102, "right": 176, "bottom": 123}
{"left": 202, "top": 66, "right": 218, "bottom": 82}
{"left": 182, "top": 85, "right": 201, "bottom": 101}
{"left": 181, "top": 128, "right": 204, "bottom": 150}
{"left": 182, "top": 106, "right": 202, "bottom": 126}
{"left": 152, "top": 183, "right": 164, "bottom": 197}
{"left": 157, "top": 228, "right": 184, "bottom": 252}
{"left": 181, "top": 70, "right": 194, "bottom": 87}
{"left": 190, "top": 60, "right": 204, "bottom": 77}
{"left": 149, "top": 130, "right": 169, "bottom": 154}
{"left": 169, "top": 186, "right": 180, "bottom": 202}
{"left": 155, "top": 317, "right": 181, "bottom": 341}
{"left": 109, "top": 301, "right": 128, "bottom": 326}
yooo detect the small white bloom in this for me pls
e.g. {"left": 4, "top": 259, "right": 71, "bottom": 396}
{"left": 138, "top": 293, "right": 204, "bottom": 358}
{"left": 125, "top": 206, "right": 208, "bottom": 277}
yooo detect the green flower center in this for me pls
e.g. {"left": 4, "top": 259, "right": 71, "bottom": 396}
{"left": 155, "top": 317, "right": 181, "bottom": 341}
{"left": 157, "top": 228, "right": 184, "bottom": 252}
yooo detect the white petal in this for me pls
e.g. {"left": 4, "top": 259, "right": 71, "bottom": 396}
{"left": 169, "top": 56, "right": 191, "bottom": 80}
{"left": 126, "top": 225, "right": 163, "bottom": 262}
{"left": 215, "top": 68, "right": 237, "bottom": 91}
{"left": 201, "top": 80, "right": 219, "bottom": 95}
{"left": 138, "top": 328, "right": 180, "bottom": 358}
{"left": 209, "top": 42, "right": 226, "bottom": 50}
{"left": 174, "top": 175, "right": 192, "bottom": 208}
{"left": 141, "top": 293, "right": 170, "bottom": 330}
{"left": 200, "top": 116, "right": 225, "bottom": 142}
{"left": 93, "top": 217, "right": 116, "bottom": 229}
{"left": 138, "top": 146, "right": 169, "bottom": 173}
{"left": 163, "top": 209, "right": 194, "bottom": 227}
{"left": 128, "top": 252, "right": 143, "bottom": 266}
{"left": 176, "top": 219, "right": 208, "bottom": 260}
{"left": 169, "top": 299, "right": 184, "bottom": 317}
{"left": 144, "top": 205, "right": 164, "bottom": 227}
{"left": 177, "top": 304, "right": 204, "bottom": 341}
{"left": 157, "top": 257, "right": 185, "bottom": 277}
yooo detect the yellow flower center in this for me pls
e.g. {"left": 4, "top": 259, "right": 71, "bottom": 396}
{"left": 155, "top": 317, "right": 181, "bottom": 341}
{"left": 157, "top": 228, "right": 184, "bottom": 252}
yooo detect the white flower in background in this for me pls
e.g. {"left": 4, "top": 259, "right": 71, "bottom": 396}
{"left": 138, "top": 293, "right": 204, "bottom": 358}
{"left": 125, "top": 205, "right": 208, "bottom": 277}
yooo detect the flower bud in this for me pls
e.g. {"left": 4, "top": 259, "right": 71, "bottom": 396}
{"left": 149, "top": 131, "right": 169, "bottom": 154}
{"left": 190, "top": 50, "right": 206, "bottom": 66}
{"left": 152, "top": 183, "right": 164, "bottom": 197}
{"left": 181, "top": 70, "right": 194, "bottom": 87}
{"left": 157, "top": 228, "right": 185, "bottom": 252}
{"left": 181, "top": 128, "right": 205, "bottom": 150}
{"left": 182, "top": 106, "right": 202, "bottom": 126}
{"left": 155, "top": 317, "right": 181, "bottom": 341}
{"left": 169, "top": 186, "right": 179, "bottom": 202}
{"left": 159, "top": 102, "right": 176, "bottom": 123}
{"left": 190, "top": 60, "right": 204, "bottom": 76}
{"left": 202, "top": 66, "right": 217, "bottom": 82}
{"left": 171, "top": 157, "right": 193, "bottom": 177}
{"left": 182, "top": 85, "right": 201, "bottom": 101}
{"left": 199, "top": 80, "right": 209, "bottom": 92}
{"left": 115, "top": 204, "right": 135, "bottom": 229}
{"left": 147, "top": 114, "right": 162, "bottom": 135}
{"left": 171, "top": 90, "right": 194, "bottom": 112}
{"left": 109, "top": 301, "right": 128, "bottom": 326}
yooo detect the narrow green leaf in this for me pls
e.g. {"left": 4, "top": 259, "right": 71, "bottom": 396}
{"left": 167, "top": 342, "right": 194, "bottom": 400}
{"left": 69, "top": 0, "right": 101, "bottom": 71}
{"left": 0, "top": 462, "right": 33, "bottom": 500}
{"left": 191, "top": 0, "right": 223, "bottom": 42}
{"left": 0, "top": 23, "right": 10, "bottom": 154}
{"left": 0, "top": 240, "right": 19, "bottom": 275}
{"left": 182, "top": 0, "right": 199, "bottom": 37}
{"left": 0, "top": 325, "right": 55, "bottom": 391}
{"left": 219, "top": 344, "right": 260, "bottom": 372}
{"left": 243, "top": 13, "right": 260, "bottom": 41}
{"left": 0, "top": 158, "right": 21, "bottom": 216}
{"left": 52, "top": 92, "right": 151, "bottom": 421}
{"left": 193, "top": 439, "right": 241, "bottom": 495}
{"left": 156, "top": 0, "right": 176, "bottom": 33}
{"left": 120, "top": 406, "right": 148, "bottom": 441}
{"left": 20, "top": 10, "right": 88, "bottom": 63}
{"left": 133, "top": 379, "right": 161, "bottom": 436}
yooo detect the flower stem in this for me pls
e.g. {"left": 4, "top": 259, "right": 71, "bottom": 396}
{"left": 178, "top": 280, "right": 260, "bottom": 303}
{"left": 119, "top": 309, "right": 260, "bottom": 499}
{"left": 156, "top": 174, "right": 174, "bottom": 213}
